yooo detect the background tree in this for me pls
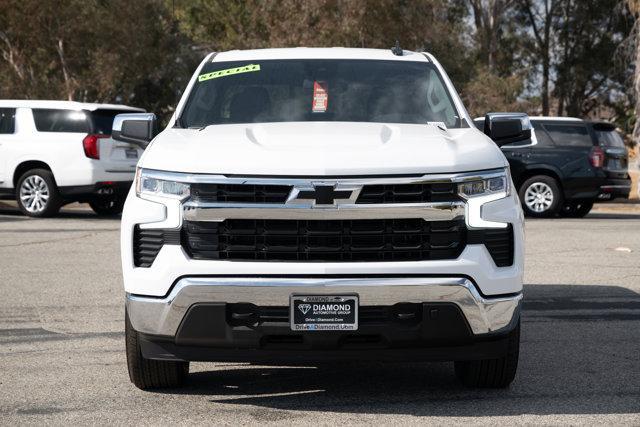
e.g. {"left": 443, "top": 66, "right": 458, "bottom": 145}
{"left": 467, "top": 0, "right": 516, "bottom": 72}
{"left": 627, "top": 0, "right": 640, "bottom": 143}
{"left": 553, "top": 0, "right": 632, "bottom": 117}
{"left": 175, "top": 0, "right": 470, "bottom": 81}
{"left": 0, "top": 0, "right": 198, "bottom": 118}
{"left": 0, "top": 0, "right": 634, "bottom": 126}
{"left": 517, "top": 0, "right": 560, "bottom": 115}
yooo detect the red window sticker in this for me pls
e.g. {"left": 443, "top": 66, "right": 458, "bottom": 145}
{"left": 312, "top": 81, "right": 328, "bottom": 113}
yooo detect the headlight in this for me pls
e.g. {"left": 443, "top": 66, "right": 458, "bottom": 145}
{"left": 135, "top": 168, "right": 190, "bottom": 200}
{"left": 457, "top": 169, "right": 510, "bottom": 199}
{"left": 457, "top": 168, "right": 511, "bottom": 229}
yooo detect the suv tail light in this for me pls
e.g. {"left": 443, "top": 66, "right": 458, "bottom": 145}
{"left": 82, "top": 134, "right": 108, "bottom": 160}
{"left": 589, "top": 146, "right": 605, "bottom": 168}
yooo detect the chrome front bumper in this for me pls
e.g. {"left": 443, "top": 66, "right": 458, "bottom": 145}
{"left": 126, "top": 277, "right": 522, "bottom": 337}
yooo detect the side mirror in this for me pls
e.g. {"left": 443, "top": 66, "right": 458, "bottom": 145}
{"left": 112, "top": 113, "right": 158, "bottom": 149}
{"left": 483, "top": 113, "right": 532, "bottom": 147}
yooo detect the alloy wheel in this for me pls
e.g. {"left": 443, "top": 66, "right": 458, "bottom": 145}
{"left": 524, "top": 182, "right": 554, "bottom": 213}
{"left": 19, "top": 175, "right": 50, "bottom": 214}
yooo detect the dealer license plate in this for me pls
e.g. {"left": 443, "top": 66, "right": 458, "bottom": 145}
{"left": 290, "top": 295, "right": 358, "bottom": 331}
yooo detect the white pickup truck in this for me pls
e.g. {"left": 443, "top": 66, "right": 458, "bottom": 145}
{"left": 116, "top": 47, "right": 527, "bottom": 390}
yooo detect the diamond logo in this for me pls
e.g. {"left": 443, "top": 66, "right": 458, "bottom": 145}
{"left": 298, "top": 304, "right": 312, "bottom": 315}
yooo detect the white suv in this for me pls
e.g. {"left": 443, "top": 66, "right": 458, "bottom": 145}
{"left": 0, "top": 100, "right": 144, "bottom": 217}
{"left": 117, "top": 48, "right": 526, "bottom": 390}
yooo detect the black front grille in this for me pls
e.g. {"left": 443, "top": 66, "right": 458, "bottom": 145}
{"left": 191, "top": 183, "right": 459, "bottom": 204}
{"left": 135, "top": 221, "right": 514, "bottom": 267}
{"left": 483, "top": 227, "right": 514, "bottom": 267}
{"left": 468, "top": 225, "right": 514, "bottom": 267}
{"left": 133, "top": 226, "right": 180, "bottom": 267}
{"left": 189, "top": 182, "right": 459, "bottom": 204}
{"left": 182, "top": 219, "right": 466, "bottom": 262}
{"left": 190, "top": 183, "right": 291, "bottom": 203}
{"left": 356, "top": 183, "right": 458, "bottom": 204}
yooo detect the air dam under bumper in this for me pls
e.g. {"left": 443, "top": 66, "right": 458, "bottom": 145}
{"left": 127, "top": 277, "right": 521, "bottom": 362}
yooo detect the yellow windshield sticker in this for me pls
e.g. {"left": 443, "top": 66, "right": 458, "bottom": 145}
{"left": 198, "top": 64, "right": 261, "bottom": 82}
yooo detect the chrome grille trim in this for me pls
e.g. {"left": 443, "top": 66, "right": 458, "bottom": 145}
{"left": 183, "top": 201, "right": 465, "bottom": 221}
{"left": 141, "top": 168, "right": 506, "bottom": 186}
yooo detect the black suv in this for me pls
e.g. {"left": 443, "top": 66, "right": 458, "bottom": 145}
{"left": 475, "top": 117, "right": 631, "bottom": 217}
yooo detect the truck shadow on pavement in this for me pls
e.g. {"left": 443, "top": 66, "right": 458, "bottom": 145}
{"left": 521, "top": 212, "right": 640, "bottom": 221}
{"left": 584, "top": 212, "right": 640, "bottom": 220}
{"left": 572, "top": 212, "right": 640, "bottom": 220}
{"left": 165, "top": 284, "right": 640, "bottom": 417}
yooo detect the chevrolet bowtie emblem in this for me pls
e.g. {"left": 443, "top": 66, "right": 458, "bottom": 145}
{"left": 295, "top": 185, "right": 353, "bottom": 205}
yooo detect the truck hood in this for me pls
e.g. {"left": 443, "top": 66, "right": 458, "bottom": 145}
{"left": 140, "top": 122, "right": 508, "bottom": 175}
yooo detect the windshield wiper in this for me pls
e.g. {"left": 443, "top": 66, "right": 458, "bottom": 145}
{"left": 427, "top": 121, "right": 447, "bottom": 131}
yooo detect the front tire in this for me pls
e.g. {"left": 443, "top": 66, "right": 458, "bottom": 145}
{"left": 16, "top": 169, "right": 62, "bottom": 217}
{"left": 519, "top": 175, "right": 563, "bottom": 217}
{"left": 454, "top": 321, "right": 520, "bottom": 388}
{"left": 125, "top": 310, "right": 189, "bottom": 390}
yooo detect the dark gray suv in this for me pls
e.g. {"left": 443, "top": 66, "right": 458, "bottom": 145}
{"left": 476, "top": 116, "right": 631, "bottom": 217}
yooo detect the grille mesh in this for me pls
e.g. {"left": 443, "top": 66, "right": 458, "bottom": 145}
{"left": 182, "top": 219, "right": 466, "bottom": 262}
{"left": 189, "top": 182, "right": 459, "bottom": 204}
{"left": 133, "top": 222, "right": 514, "bottom": 267}
{"left": 482, "top": 227, "right": 514, "bottom": 267}
{"left": 190, "top": 184, "right": 291, "bottom": 203}
{"left": 468, "top": 225, "right": 514, "bottom": 267}
{"left": 356, "top": 183, "right": 459, "bottom": 204}
{"left": 133, "top": 226, "right": 180, "bottom": 267}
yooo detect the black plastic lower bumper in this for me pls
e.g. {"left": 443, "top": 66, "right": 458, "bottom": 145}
{"left": 138, "top": 302, "right": 519, "bottom": 363}
{"left": 598, "top": 178, "right": 632, "bottom": 200}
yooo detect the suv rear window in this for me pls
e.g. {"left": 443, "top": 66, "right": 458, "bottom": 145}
{"left": 542, "top": 123, "right": 593, "bottom": 147}
{"left": 32, "top": 109, "right": 90, "bottom": 133}
{"left": 89, "top": 109, "right": 133, "bottom": 135}
{"left": 32, "top": 108, "right": 133, "bottom": 134}
{"left": 593, "top": 125, "right": 625, "bottom": 148}
{"left": 0, "top": 108, "right": 16, "bottom": 134}
{"left": 181, "top": 59, "right": 462, "bottom": 128}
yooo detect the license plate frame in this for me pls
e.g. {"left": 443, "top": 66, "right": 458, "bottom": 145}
{"left": 290, "top": 294, "right": 358, "bottom": 331}
{"left": 124, "top": 148, "right": 138, "bottom": 159}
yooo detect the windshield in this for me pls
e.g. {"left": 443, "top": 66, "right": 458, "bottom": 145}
{"left": 180, "top": 59, "right": 462, "bottom": 128}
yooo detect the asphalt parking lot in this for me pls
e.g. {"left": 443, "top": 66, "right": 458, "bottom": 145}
{"left": 0, "top": 203, "right": 639, "bottom": 425}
